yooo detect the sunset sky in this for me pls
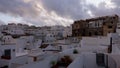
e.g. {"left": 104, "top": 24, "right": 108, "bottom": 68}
{"left": 0, "top": 0, "right": 119, "bottom": 26}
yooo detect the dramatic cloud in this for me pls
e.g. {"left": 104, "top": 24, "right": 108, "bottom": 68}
{"left": 40, "top": 0, "right": 90, "bottom": 20}
{"left": 0, "top": 0, "right": 39, "bottom": 17}
{"left": 0, "top": 0, "right": 119, "bottom": 26}
{"left": 0, "top": 0, "right": 76, "bottom": 26}
{"left": 87, "top": 0, "right": 120, "bottom": 17}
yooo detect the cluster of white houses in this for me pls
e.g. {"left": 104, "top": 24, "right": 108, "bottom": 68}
{"left": 1, "top": 15, "right": 120, "bottom": 68}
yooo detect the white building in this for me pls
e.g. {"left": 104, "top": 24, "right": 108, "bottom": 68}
{"left": 1, "top": 35, "right": 15, "bottom": 45}
{"left": 116, "top": 22, "right": 120, "bottom": 35}
{"left": 0, "top": 44, "right": 16, "bottom": 68}
{"left": 0, "top": 23, "right": 28, "bottom": 35}
{"left": 34, "top": 39, "right": 42, "bottom": 49}
{"left": 68, "top": 53, "right": 117, "bottom": 68}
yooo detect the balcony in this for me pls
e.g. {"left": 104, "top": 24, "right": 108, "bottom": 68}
{"left": 1, "top": 55, "right": 11, "bottom": 60}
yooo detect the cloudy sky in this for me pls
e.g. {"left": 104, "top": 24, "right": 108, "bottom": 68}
{"left": 0, "top": 0, "right": 119, "bottom": 26}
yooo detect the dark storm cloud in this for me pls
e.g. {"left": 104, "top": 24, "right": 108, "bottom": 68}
{"left": 40, "top": 0, "right": 120, "bottom": 21}
{"left": 0, "top": 0, "right": 119, "bottom": 26}
{"left": 40, "top": 0, "right": 90, "bottom": 20}
{"left": 0, "top": 0, "right": 38, "bottom": 17}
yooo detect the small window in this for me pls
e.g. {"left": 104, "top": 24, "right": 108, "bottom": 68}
{"left": 89, "top": 32, "right": 91, "bottom": 36}
{"left": 111, "top": 21, "right": 113, "bottom": 24}
{"left": 13, "top": 49, "right": 15, "bottom": 52}
{"left": 96, "top": 53, "right": 105, "bottom": 66}
{"left": 108, "top": 31, "right": 111, "bottom": 33}
{"left": 98, "top": 23, "right": 99, "bottom": 27}
{"left": 95, "top": 32, "right": 98, "bottom": 35}
{"left": 113, "top": 17, "right": 116, "bottom": 19}
{"left": 108, "top": 26, "right": 112, "bottom": 28}
{"left": 95, "top": 23, "right": 97, "bottom": 27}
{"left": 103, "top": 22, "right": 105, "bottom": 25}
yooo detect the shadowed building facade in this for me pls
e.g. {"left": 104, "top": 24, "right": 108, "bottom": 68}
{"left": 72, "top": 15, "right": 119, "bottom": 37}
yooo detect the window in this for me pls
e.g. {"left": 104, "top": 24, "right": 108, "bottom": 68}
{"left": 108, "top": 31, "right": 111, "bottom": 33}
{"left": 89, "top": 32, "right": 91, "bottom": 36}
{"left": 113, "top": 17, "right": 116, "bottom": 19}
{"left": 96, "top": 53, "right": 105, "bottom": 66}
{"left": 103, "top": 22, "right": 105, "bottom": 25}
{"left": 108, "top": 26, "right": 112, "bottom": 28}
{"left": 98, "top": 22, "right": 100, "bottom": 27}
{"left": 111, "top": 21, "right": 113, "bottom": 24}
{"left": 13, "top": 49, "right": 15, "bottom": 52}
{"left": 4, "top": 49, "right": 11, "bottom": 56}
{"left": 95, "top": 32, "right": 98, "bottom": 35}
{"left": 95, "top": 23, "right": 97, "bottom": 27}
